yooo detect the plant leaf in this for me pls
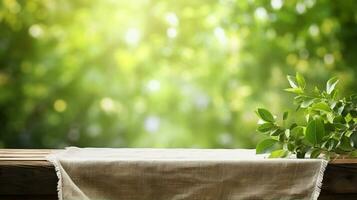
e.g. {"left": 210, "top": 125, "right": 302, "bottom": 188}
{"left": 290, "top": 123, "right": 298, "bottom": 130}
{"left": 345, "top": 113, "right": 352, "bottom": 123}
{"left": 257, "top": 123, "right": 275, "bottom": 133}
{"left": 310, "top": 149, "right": 321, "bottom": 158}
{"left": 350, "top": 131, "right": 357, "bottom": 148}
{"left": 270, "top": 128, "right": 283, "bottom": 136}
{"left": 296, "top": 72, "right": 306, "bottom": 89}
{"left": 333, "top": 115, "right": 344, "bottom": 124}
{"left": 326, "top": 76, "right": 339, "bottom": 94}
{"left": 296, "top": 151, "right": 306, "bottom": 158}
{"left": 287, "top": 143, "right": 295, "bottom": 151}
{"left": 327, "top": 113, "right": 334, "bottom": 124}
{"left": 305, "top": 119, "right": 325, "bottom": 145}
{"left": 291, "top": 126, "right": 304, "bottom": 139}
{"left": 284, "top": 88, "right": 303, "bottom": 94}
{"left": 301, "top": 99, "right": 314, "bottom": 108}
{"left": 314, "top": 86, "right": 320, "bottom": 95}
{"left": 312, "top": 102, "right": 331, "bottom": 113}
{"left": 256, "top": 139, "right": 278, "bottom": 154}
{"left": 283, "top": 111, "right": 289, "bottom": 120}
{"left": 338, "top": 136, "right": 353, "bottom": 151}
{"left": 269, "top": 149, "right": 288, "bottom": 158}
{"left": 285, "top": 129, "right": 290, "bottom": 138}
{"left": 256, "top": 108, "right": 275, "bottom": 123}
{"left": 287, "top": 75, "right": 298, "bottom": 88}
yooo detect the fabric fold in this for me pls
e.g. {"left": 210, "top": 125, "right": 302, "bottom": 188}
{"left": 47, "top": 147, "right": 327, "bottom": 200}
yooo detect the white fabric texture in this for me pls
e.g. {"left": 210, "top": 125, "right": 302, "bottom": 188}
{"left": 47, "top": 147, "right": 327, "bottom": 200}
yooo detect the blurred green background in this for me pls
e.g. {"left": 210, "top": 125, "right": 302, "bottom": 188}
{"left": 0, "top": 0, "right": 356, "bottom": 148}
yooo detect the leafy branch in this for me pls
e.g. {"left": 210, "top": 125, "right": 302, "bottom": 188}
{"left": 255, "top": 73, "right": 357, "bottom": 159}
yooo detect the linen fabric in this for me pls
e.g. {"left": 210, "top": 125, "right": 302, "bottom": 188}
{"left": 47, "top": 147, "right": 327, "bottom": 200}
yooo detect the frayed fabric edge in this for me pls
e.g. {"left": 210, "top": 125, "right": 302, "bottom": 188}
{"left": 312, "top": 159, "right": 328, "bottom": 200}
{"left": 46, "top": 153, "right": 63, "bottom": 200}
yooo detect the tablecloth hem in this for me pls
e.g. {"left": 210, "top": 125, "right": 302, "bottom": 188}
{"left": 47, "top": 154, "right": 63, "bottom": 200}
{"left": 312, "top": 159, "right": 328, "bottom": 200}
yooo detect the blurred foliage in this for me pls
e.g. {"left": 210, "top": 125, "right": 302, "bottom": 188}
{"left": 0, "top": 0, "right": 356, "bottom": 148}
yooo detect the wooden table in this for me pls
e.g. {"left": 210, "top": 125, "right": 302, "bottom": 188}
{"left": 0, "top": 149, "right": 356, "bottom": 200}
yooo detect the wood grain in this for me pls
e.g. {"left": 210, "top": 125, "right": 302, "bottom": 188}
{"left": 0, "top": 149, "right": 356, "bottom": 200}
{"left": 0, "top": 149, "right": 58, "bottom": 200}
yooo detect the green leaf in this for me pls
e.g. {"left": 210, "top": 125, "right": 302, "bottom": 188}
{"left": 327, "top": 113, "right": 334, "bottom": 124}
{"left": 305, "top": 114, "right": 312, "bottom": 123}
{"left": 291, "top": 126, "right": 304, "bottom": 139}
{"left": 334, "top": 123, "right": 347, "bottom": 130}
{"left": 338, "top": 136, "right": 353, "bottom": 151}
{"left": 349, "top": 94, "right": 357, "bottom": 103}
{"left": 305, "top": 119, "right": 325, "bottom": 145}
{"left": 295, "top": 104, "right": 301, "bottom": 111}
{"left": 345, "top": 113, "right": 352, "bottom": 123}
{"left": 314, "top": 87, "right": 320, "bottom": 95}
{"left": 294, "top": 95, "right": 304, "bottom": 102}
{"left": 269, "top": 149, "right": 288, "bottom": 158}
{"left": 296, "top": 151, "right": 306, "bottom": 159}
{"left": 256, "top": 139, "right": 278, "bottom": 154}
{"left": 256, "top": 108, "right": 275, "bottom": 123}
{"left": 350, "top": 131, "right": 357, "bottom": 148}
{"left": 337, "top": 104, "right": 345, "bottom": 115}
{"left": 287, "top": 75, "right": 298, "bottom": 88}
{"left": 270, "top": 128, "right": 283, "bottom": 136}
{"left": 312, "top": 102, "right": 331, "bottom": 113}
{"left": 257, "top": 123, "right": 275, "bottom": 132}
{"left": 301, "top": 99, "right": 314, "bottom": 108}
{"left": 296, "top": 72, "right": 306, "bottom": 89}
{"left": 310, "top": 149, "right": 321, "bottom": 158}
{"left": 284, "top": 88, "right": 303, "bottom": 94}
{"left": 290, "top": 123, "right": 298, "bottom": 130}
{"left": 323, "top": 139, "right": 337, "bottom": 151}
{"left": 278, "top": 133, "right": 286, "bottom": 142}
{"left": 333, "top": 115, "right": 344, "bottom": 123}
{"left": 283, "top": 111, "right": 289, "bottom": 120}
{"left": 284, "top": 129, "right": 290, "bottom": 138}
{"left": 287, "top": 143, "right": 295, "bottom": 151}
{"left": 326, "top": 77, "right": 339, "bottom": 94}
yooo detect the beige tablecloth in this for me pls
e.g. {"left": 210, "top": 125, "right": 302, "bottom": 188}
{"left": 47, "top": 147, "right": 327, "bottom": 200}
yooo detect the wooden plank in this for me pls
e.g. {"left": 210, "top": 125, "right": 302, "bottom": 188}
{"left": 0, "top": 149, "right": 53, "bottom": 154}
{"left": 0, "top": 160, "right": 52, "bottom": 166}
{"left": 0, "top": 161, "right": 58, "bottom": 196}
{"left": 0, "top": 149, "right": 58, "bottom": 198}
{"left": 0, "top": 195, "right": 57, "bottom": 200}
{"left": 321, "top": 163, "right": 357, "bottom": 194}
{"left": 318, "top": 193, "right": 357, "bottom": 200}
{"left": 0, "top": 149, "right": 60, "bottom": 161}
{"left": 0, "top": 149, "right": 357, "bottom": 199}
{"left": 0, "top": 158, "right": 50, "bottom": 161}
{"left": 329, "top": 158, "right": 357, "bottom": 164}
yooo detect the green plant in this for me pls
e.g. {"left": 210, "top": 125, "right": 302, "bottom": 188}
{"left": 255, "top": 73, "right": 357, "bottom": 159}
